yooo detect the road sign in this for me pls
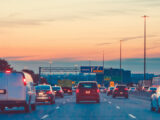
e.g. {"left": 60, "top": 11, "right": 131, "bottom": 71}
{"left": 80, "top": 66, "right": 104, "bottom": 73}
{"left": 104, "top": 76, "right": 111, "bottom": 81}
{"left": 110, "top": 81, "right": 114, "bottom": 87}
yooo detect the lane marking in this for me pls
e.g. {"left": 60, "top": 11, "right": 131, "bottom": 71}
{"left": 108, "top": 101, "right": 112, "bottom": 104}
{"left": 56, "top": 106, "right": 60, "bottom": 109}
{"left": 116, "top": 106, "right": 120, "bottom": 109}
{"left": 128, "top": 114, "right": 136, "bottom": 119}
{"left": 41, "top": 114, "right": 49, "bottom": 120}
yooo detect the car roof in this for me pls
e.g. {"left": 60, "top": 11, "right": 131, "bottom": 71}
{"left": 78, "top": 81, "right": 97, "bottom": 83}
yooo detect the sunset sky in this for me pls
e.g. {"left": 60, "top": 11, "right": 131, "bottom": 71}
{"left": 0, "top": 0, "right": 160, "bottom": 61}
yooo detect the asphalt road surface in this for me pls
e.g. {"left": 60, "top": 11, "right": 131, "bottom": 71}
{"left": 0, "top": 93, "right": 160, "bottom": 120}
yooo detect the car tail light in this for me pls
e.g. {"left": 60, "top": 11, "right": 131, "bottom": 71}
{"left": 115, "top": 88, "right": 119, "bottom": 91}
{"left": 124, "top": 88, "right": 128, "bottom": 91}
{"left": 59, "top": 90, "right": 63, "bottom": 93}
{"left": 46, "top": 91, "right": 52, "bottom": 94}
{"left": 5, "top": 70, "right": 11, "bottom": 73}
{"left": 23, "top": 78, "right": 27, "bottom": 86}
{"left": 76, "top": 89, "right": 79, "bottom": 93}
{"left": 97, "top": 89, "right": 100, "bottom": 93}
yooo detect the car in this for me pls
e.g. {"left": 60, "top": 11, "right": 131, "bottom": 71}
{"left": 129, "top": 87, "right": 136, "bottom": 92}
{"left": 142, "top": 86, "right": 149, "bottom": 92}
{"left": 147, "top": 87, "right": 157, "bottom": 93}
{"left": 62, "top": 87, "right": 72, "bottom": 95}
{"left": 107, "top": 87, "right": 114, "bottom": 96}
{"left": 52, "top": 86, "right": 64, "bottom": 98}
{"left": 76, "top": 81, "right": 100, "bottom": 103}
{"left": 112, "top": 84, "right": 128, "bottom": 98}
{"left": 72, "top": 86, "right": 77, "bottom": 92}
{"left": 99, "top": 87, "right": 107, "bottom": 93}
{"left": 151, "top": 87, "right": 160, "bottom": 112}
{"left": 35, "top": 85, "right": 55, "bottom": 104}
{"left": 0, "top": 71, "right": 36, "bottom": 113}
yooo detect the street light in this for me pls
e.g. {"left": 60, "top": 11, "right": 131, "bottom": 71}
{"left": 142, "top": 15, "right": 149, "bottom": 83}
{"left": 120, "top": 40, "right": 122, "bottom": 84}
{"left": 49, "top": 60, "right": 53, "bottom": 82}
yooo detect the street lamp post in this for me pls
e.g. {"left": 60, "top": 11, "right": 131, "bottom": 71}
{"left": 120, "top": 40, "right": 122, "bottom": 84}
{"left": 142, "top": 15, "right": 148, "bottom": 83}
{"left": 49, "top": 60, "right": 53, "bottom": 83}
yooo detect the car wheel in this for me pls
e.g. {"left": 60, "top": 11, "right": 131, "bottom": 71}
{"left": 112, "top": 95, "right": 116, "bottom": 98}
{"left": 151, "top": 102, "right": 156, "bottom": 111}
{"left": 61, "top": 95, "right": 64, "bottom": 98}
{"left": 76, "top": 99, "right": 79, "bottom": 104}
{"left": 96, "top": 99, "right": 100, "bottom": 103}
{"left": 125, "top": 95, "right": 128, "bottom": 99}
{"left": 31, "top": 104, "right": 36, "bottom": 111}
{"left": 24, "top": 104, "right": 31, "bottom": 113}
{"left": 0, "top": 107, "right": 5, "bottom": 112}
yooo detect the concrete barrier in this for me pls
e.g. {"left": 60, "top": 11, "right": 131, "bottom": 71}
{"left": 129, "top": 91, "right": 153, "bottom": 101}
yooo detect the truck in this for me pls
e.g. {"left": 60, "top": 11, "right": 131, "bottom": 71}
{"left": 58, "top": 80, "right": 72, "bottom": 95}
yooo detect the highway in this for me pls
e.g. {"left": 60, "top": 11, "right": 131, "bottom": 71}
{"left": 0, "top": 93, "right": 160, "bottom": 120}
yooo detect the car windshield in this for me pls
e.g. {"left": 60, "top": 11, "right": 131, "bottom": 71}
{"left": 52, "top": 87, "right": 61, "bottom": 91}
{"left": 79, "top": 83, "right": 97, "bottom": 89}
{"left": 35, "top": 86, "right": 50, "bottom": 90}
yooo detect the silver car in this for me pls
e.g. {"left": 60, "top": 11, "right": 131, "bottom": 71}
{"left": 151, "top": 87, "right": 160, "bottom": 112}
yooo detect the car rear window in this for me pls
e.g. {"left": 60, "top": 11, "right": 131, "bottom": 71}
{"left": 35, "top": 86, "right": 50, "bottom": 90}
{"left": 110, "top": 87, "right": 114, "bottom": 90}
{"left": 78, "top": 83, "right": 97, "bottom": 89}
{"left": 117, "top": 86, "right": 126, "bottom": 90}
{"left": 52, "top": 87, "right": 61, "bottom": 91}
{"left": 150, "top": 88, "right": 157, "bottom": 90}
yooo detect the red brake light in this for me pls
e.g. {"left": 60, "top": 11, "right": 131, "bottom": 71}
{"left": 76, "top": 89, "right": 79, "bottom": 93}
{"left": 59, "top": 90, "right": 63, "bottom": 93}
{"left": 97, "top": 89, "right": 100, "bottom": 93}
{"left": 23, "top": 78, "right": 27, "bottom": 86}
{"left": 5, "top": 70, "right": 11, "bottom": 73}
{"left": 115, "top": 88, "right": 119, "bottom": 91}
{"left": 46, "top": 91, "right": 52, "bottom": 94}
{"left": 125, "top": 88, "right": 128, "bottom": 91}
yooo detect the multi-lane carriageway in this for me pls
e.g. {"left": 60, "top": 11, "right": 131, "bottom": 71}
{"left": 0, "top": 93, "right": 160, "bottom": 120}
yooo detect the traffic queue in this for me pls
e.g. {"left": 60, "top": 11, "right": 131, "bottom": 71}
{"left": 0, "top": 70, "right": 160, "bottom": 114}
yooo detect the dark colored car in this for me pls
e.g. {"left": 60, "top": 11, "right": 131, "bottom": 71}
{"left": 52, "top": 86, "right": 64, "bottom": 98}
{"left": 35, "top": 85, "right": 55, "bottom": 104}
{"left": 112, "top": 85, "right": 128, "bottom": 98}
{"left": 62, "top": 87, "right": 72, "bottom": 95}
{"left": 76, "top": 81, "right": 100, "bottom": 103}
{"left": 107, "top": 87, "right": 114, "bottom": 96}
{"left": 99, "top": 87, "right": 107, "bottom": 93}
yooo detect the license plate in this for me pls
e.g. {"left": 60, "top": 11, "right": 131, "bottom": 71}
{"left": 120, "top": 92, "right": 123, "bottom": 94}
{"left": 86, "top": 91, "right": 90, "bottom": 94}
{"left": 39, "top": 93, "right": 43, "bottom": 96}
{"left": 0, "top": 89, "right": 5, "bottom": 94}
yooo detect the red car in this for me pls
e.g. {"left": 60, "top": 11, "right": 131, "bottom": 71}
{"left": 76, "top": 81, "right": 100, "bottom": 103}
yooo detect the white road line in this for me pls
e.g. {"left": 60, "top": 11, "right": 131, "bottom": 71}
{"left": 108, "top": 101, "right": 112, "bottom": 104}
{"left": 116, "top": 106, "right": 120, "bottom": 109}
{"left": 41, "top": 114, "right": 49, "bottom": 120}
{"left": 128, "top": 114, "right": 136, "bottom": 119}
{"left": 63, "top": 101, "right": 66, "bottom": 104}
{"left": 56, "top": 106, "right": 60, "bottom": 109}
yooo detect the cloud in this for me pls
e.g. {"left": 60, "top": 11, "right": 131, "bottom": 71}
{"left": 121, "top": 35, "right": 157, "bottom": 41}
{"left": 3, "top": 56, "right": 36, "bottom": 60}
{"left": 96, "top": 42, "right": 112, "bottom": 46}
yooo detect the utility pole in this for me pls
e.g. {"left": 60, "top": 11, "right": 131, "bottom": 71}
{"left": 142, "top": 15, "right": 148, "bottom": 84}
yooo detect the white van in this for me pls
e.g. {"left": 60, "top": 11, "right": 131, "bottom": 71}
{"left": 0, "top": 71, "right": 36, "bottom": 112}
